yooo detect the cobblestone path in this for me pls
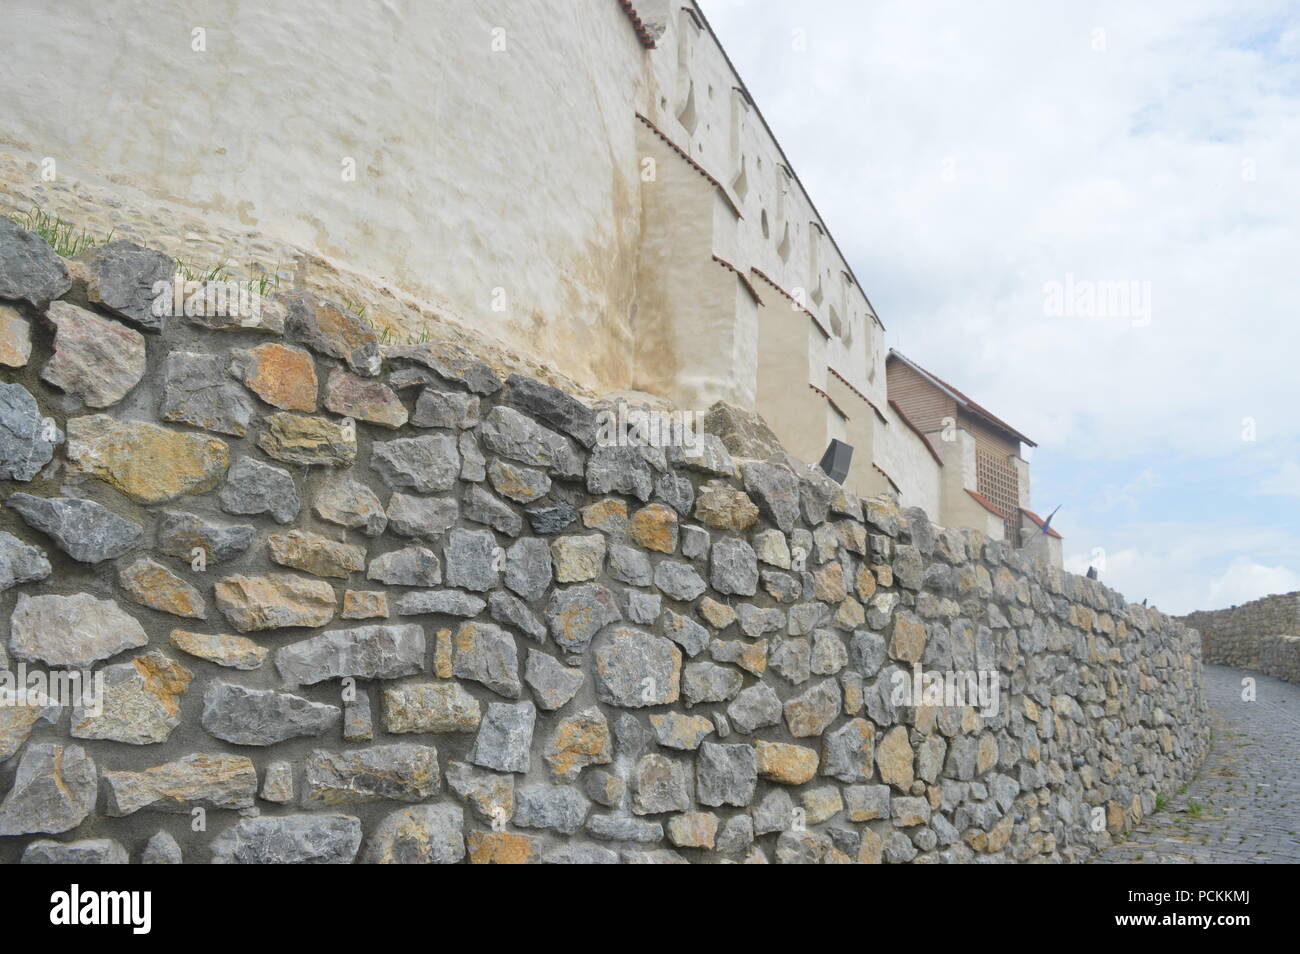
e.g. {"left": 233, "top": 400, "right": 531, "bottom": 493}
{"left": 1097, "top": 664, "right": 1300, "bottom": 863}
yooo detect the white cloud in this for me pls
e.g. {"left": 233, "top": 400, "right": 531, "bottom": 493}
{"left": 1061, "top": 517, "right": 1300, "bottom": 613}
{"left": 1203, "top": 557, "right": 1300, "bottom": 608}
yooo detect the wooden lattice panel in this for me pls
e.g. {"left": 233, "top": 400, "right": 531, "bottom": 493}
{"left": 976, "top": 447, "right": 1020, "bottom": 546}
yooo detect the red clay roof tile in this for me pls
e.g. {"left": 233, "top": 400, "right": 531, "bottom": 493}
{"left": 888, "top": 349, "right": 1036, "bottom": 447}
{"left": 966, "top": 488, "right": 1008, "bottom": 519}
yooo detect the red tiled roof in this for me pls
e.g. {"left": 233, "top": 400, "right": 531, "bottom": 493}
{"left": 888, "top": 399, "right": 944, "bottom": 467}
{"left": 616, "top": 0, "right": 657, "bottom": 48}
{"left": 966, "top": 489, "right": 1008, "bottom": 519}
{"left": 1021, "top": 507, "right": 1063, "bottom": 539}
{"left": 712, "top": 255, "right": 764, "bottom": 305}
{"left": 887, "top": 350, "right": 1036, "bottom": 447}
{"left": 636, "top": 113, "right": 742, "bottom": 218}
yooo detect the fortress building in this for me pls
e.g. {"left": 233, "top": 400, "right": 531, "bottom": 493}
{"left": 0, "top": 0, "right": 1056, "bottom": 559}
{"left": 886, "top": 351, "right": 1061, "bottom": 564}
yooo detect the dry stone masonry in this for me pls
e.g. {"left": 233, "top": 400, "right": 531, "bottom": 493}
{"left": 1181, "top": 592, "right": 1300, "bottom": 685}
{"left": 0, "top": 215, "right": 1208, "bottom": 863}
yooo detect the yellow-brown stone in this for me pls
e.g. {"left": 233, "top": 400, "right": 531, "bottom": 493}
{"left": 889, "top": 611, "right": 927, "bottom": 663}
{"left": 914, "top": 705, "right": 937, "bottom": 734}
{"left": 169, "top": 629, "right": 268, "bottom": 670}
{"left": 268, "top": 529, "right": 366, "bottom": 579}
{"left": 628, "top": 503, "right": 678, "bottom": 553}
{"left": 893, "top": 798, "right": 930, "bottom": 827}
{"left": 231, "top": 342, "right": 318, "bottom": 411}
{"left": 857, "top": 828, "right": 883, "bottom": 863}
{"left": 709, "top": 638, "right": 767, "bottom": 676}
{"left": 876, "top": 725, "right": 914, "bottom": 789}
{"left": 585, "top": 770, "right": 625, "bottom": 807}
{"left": 740, "top": 640, "right": 769, "bottom": 675}
{"left": 467, "top": 831, "right": 536, "bottom": 864}
{"left": 447, "top": 762, "right": 514, "bottom": 822}
{"left": 802, "top": 786, "right": 843, "bottom": 824}
{"left": 667, "top": 812, "right": 719, "bottom": 849}
{"left": 693, "top": 481, "right": 759, "bottom": 531}
{"left": 986, "top": 813, "right": 1013, "bottom": 852}
{"left": 836, "top": 520, "right": 867, "bottom": 554}
{"left": 649, "top": 711, "right": 714, "bottom": 750}
{"left": 102, "top": 752, "right": 257, "bottom": 815}
{"left": 834, "top": 596, "right": 865, "bottom": 629}
{"left": 71, "top": 651, "right": 195, "bottom": 744}
{"left": 580, "top": 498, "right": 627, "bottom": 531}
{"left": 756, "top": 740, "right": 819, "bottom": 785}
{"left": 257, "top": 413, "right": 357, "bottom": 466}
{"left": 118, "top": 557, "right": 206, "bottom": 619}
{"left": 294, "top": 294, "right": 381, "bottom": 375}
{"left": 549, "top": 534, "right": 606, "bottom": 582}
{"left": 342, "top": 590, "right": 388, "bottom": 619}
{"left": 1106, "top": 800, "right": 1126, "bottom": 836}
{"left": 383, "top": 681, "right": 481, "bottom": 734}
{"left": 698, "top": 596, "right": 736, "bottom": 630}
{"left": 0, "top": 690, "right": 51, "bottom": 760}
{"left": 813, "top": 563, "right": 847, "bottom": 603}
{"left": 0, "top": 305, "right": 31, "bottom": 367}
{"left": 132, "top": 652, "right": 193, "bottom": 718}
{"left": 487, "top": 458, "right": 550, "bottom": 503}
{"left": 434, "top": 628, "right": 453, "bottom": 678}
{"left": 855, "top": 565, "right": 877, "bottom": 601}
{"left": 545, "top": 708, "right": 613, "bottom": 780}
{"left": 842, "top": 676, "right": 863, "bottom": 715}
{"left": 213, "top": 573, "right": 336, "bottom": 632}
{"left": 67, "top": 415, "right": 229, "bottom": 504}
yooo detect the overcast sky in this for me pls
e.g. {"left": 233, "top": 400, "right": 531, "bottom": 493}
{"left": 700, "top": 0, "right": 1300, "bottom": 615}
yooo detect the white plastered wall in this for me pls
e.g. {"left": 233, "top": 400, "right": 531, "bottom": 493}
{"left": 1, "top": 0, "right": 933, "bottom": 513}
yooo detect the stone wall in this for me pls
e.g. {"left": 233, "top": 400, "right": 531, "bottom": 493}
{"left": 1181, "top": 593, "right": 1300, "bottom": 684}
{"left": 0, "top": 217, "right": 1208, "bottom": 864}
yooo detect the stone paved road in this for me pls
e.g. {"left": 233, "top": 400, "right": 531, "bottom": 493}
{"left": 1096, "top": 664, "right": 1300, "bottom": 863}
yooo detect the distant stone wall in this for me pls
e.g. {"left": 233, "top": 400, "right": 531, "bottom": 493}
{"left": 0, "top": 213, "right": 1208, "bottom": 864}
{"left": 1257, "top": 636, "right": 1300, "bottom": 685}
{"left": 1182, "top": 593, "right": 1300, "bottom": 684}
